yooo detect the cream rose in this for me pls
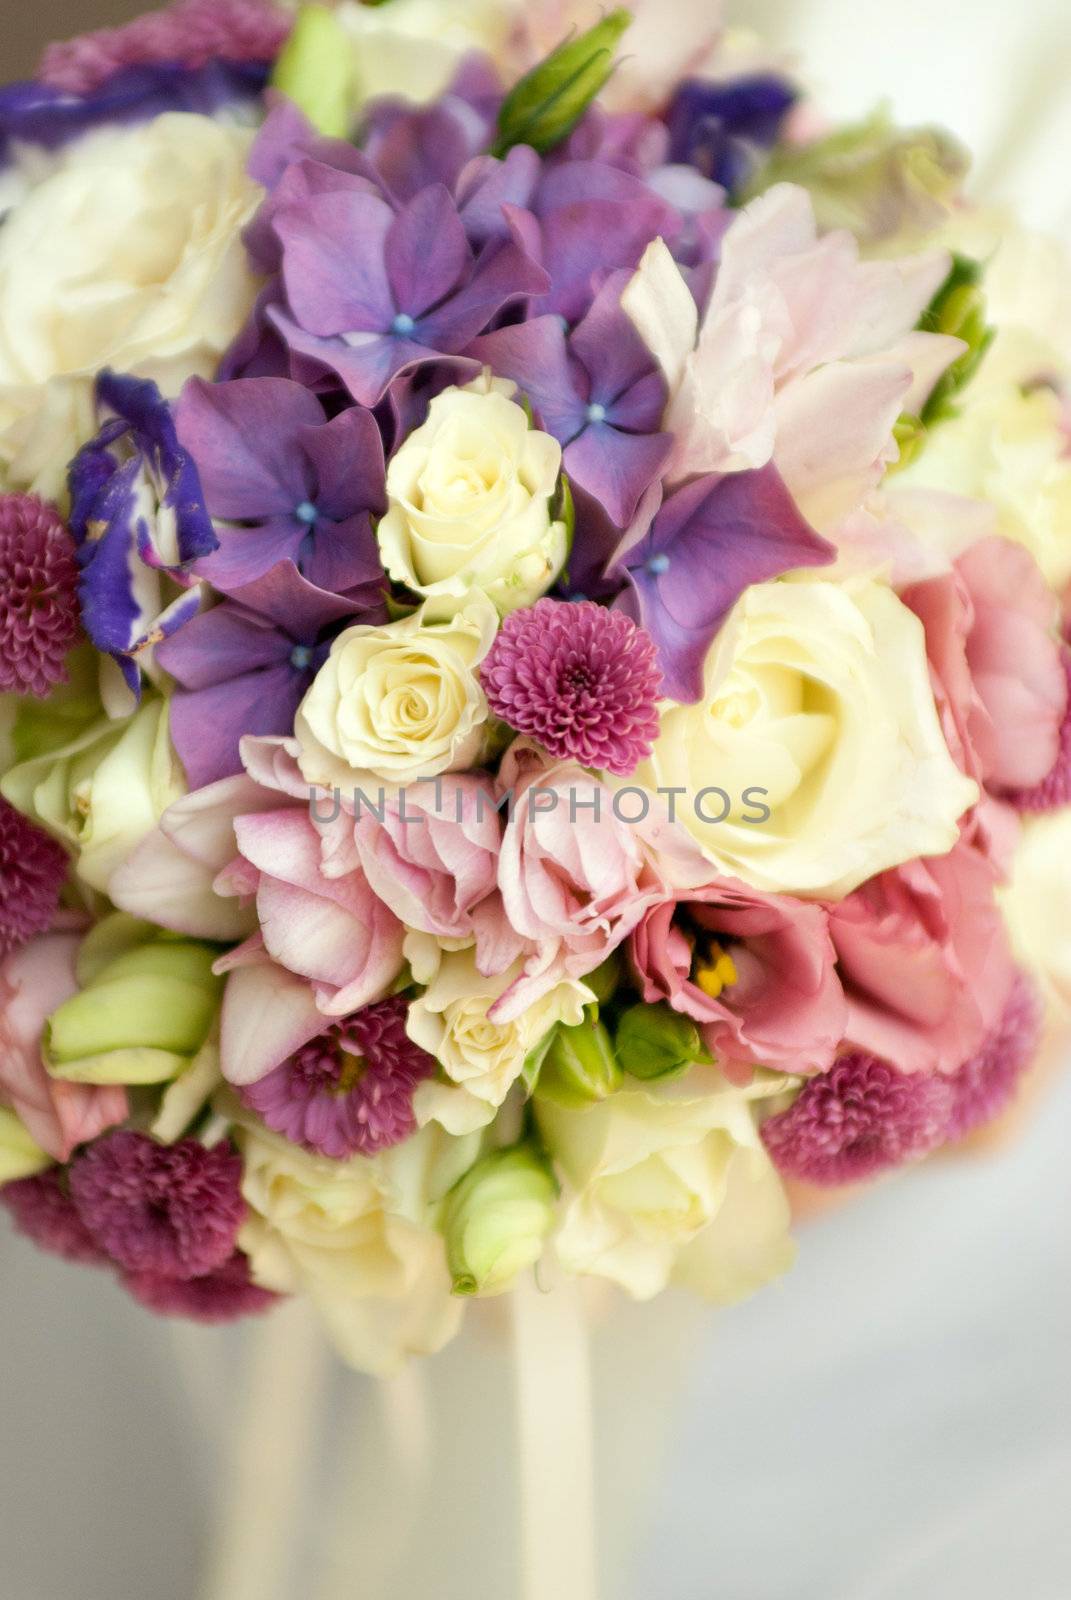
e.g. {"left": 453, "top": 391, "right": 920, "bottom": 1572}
{"left": 234, "top": 1112, "right": 481, "bottom": 1375}
{"left": 897, "top": 382, "right": 1071, "bottom": 592}
{"left": 998, "top": 812, "right": 1071, "bottom": 1021}
{"left": 408, "top": 947, "right": 593, "bottom": 1136}
{"left": 0, "top": 114, "right": 262, "bottom": 499}
{"left": 635, "top": 576, "right": 977, "bottom": 900}
{"left": 0, "top": 1108, "right": 51, "bottom": 1185}
{"left": 1, "top": 696, "right": 185, "bottom": 897}
{"left": 335, "top": 0, "right": 520, "bottom": 111}
{"left": 295, "top": 595, "right": 498, "bottom": 788}
{"left": 377, "top": 383, "right": 567, "bottom": 615}
{"left": 537, "top": 1067, "right": 794, "bottom": 1302}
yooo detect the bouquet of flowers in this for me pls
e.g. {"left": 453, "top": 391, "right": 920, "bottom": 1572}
{"left": 2, "top": 0, "right": 1070, "bottom": 1378}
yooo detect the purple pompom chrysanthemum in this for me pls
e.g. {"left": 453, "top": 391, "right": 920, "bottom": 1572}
{"left": 123, "top": 1251, "right": 279, "bottom": 1325}
{"left": 69, "top": 1133, "right": 246, "bottom": 1278}
{"left": 481, "top": 598, "right": 662, "bottom": 776}
{"left": 0, "top": 800, "right": 69, "bottom": 959}
{"left": 1, "top": 1169, "right": 109, "bottom": 1266}
{"left": 1000, "top": 646, "right": 1071, "bottom": 813}
{"left": 944, "top": 970, "right": 1043, "bottom": 1142}
{"left": 240, "top": 996, "right": 436, "bottom": 1160}
{"left": 0, "top": 494, "right": 80, "bottom": 697}
{"left": 762, "top": 1053, "right": 952, "bottom": 1186}
{"left": 39, "top": 0, "right": 292, "bottom": 94}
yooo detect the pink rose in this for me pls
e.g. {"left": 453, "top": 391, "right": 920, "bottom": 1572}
{"left": 904, "top": 536, "right": 1067, "bottom": 791}
{"left": 494, "top": 748, "right": 710, "bottom": 1019}
{"left": 829, "top": 838, "right": 1015, "bottom": 1076}
{"left": 628, "top": 878, "right": 847, "bottom": 1082}
{"left": 0, "top": 934, "right": 127, "bottom": 1162}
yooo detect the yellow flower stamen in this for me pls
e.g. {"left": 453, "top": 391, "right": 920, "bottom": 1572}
{"left": 693, "top": 945, "right": 738, "bottom": 1000}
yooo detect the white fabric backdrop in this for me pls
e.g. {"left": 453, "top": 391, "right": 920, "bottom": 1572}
{"left": 2, "top": 1, "right": 1070, "bottom": 1595}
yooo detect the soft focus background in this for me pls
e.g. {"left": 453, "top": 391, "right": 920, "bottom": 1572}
{"left": 3, "top": 2, "right": 1071, "bottom": 1597}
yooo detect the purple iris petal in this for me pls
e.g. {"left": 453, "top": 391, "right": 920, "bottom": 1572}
{"left": 157, "top": 563, "right": 366, "bottom": 789}
{"left": 614, "top": 466, "right": 837, "bottom": 703}
{"left": 0, "top": 61, "right": 266, "bottom": 171}
{"left": 665, "top": 75, "right": 798, "bottom": 193}
{"left": 67, "top": 372, "right": 217, "bottom": 696}
{"left": 471, "top": 276, "right": 671, "bottom": 528}
{"left": 175, "top": 376, "right": 387, "bottom": 598}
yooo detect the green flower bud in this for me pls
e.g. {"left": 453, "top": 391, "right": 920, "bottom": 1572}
{"left": 919, "top": 255, "right": 994, "bottom": 424}
{"left": 45, "top": 916, "right": 223, "bottom": 1087}
{"left": 748, "top": 108, "right": 967, "bottom": 252}
{"left": 536, "top": 1016, "right": 622, "bottom": 1108}
{"left": 616, "top": 1002, "right": 712, "bottom": 1082}
{"left": 0, "top": 1109, "right": 51, "bottom": 1184}
{"left": 492, "top": 9, "right": 633, "bottom": 159}
{"left": 271, "top": 5, "right": 356, "bottom": 138}
{"left": 444, "top": 1145, "right": 558, "bottom": 1297}
{"left": 888, "top": 412, "right": 927, "bottom": 474}
{"left": 585, "top": 952, "right": 623, "bottom": 1006}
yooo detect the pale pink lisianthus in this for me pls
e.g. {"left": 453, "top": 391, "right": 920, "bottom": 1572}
{"left": 337, "top": 776, "right": 524, "bottom": 980}
{"left": 829, "top": 837, "right": 1016, "bottom": 1077}
{"left": 904, "top": 535, "right": 1067, "bottom": 793}
{"left": 0, "top": 934, "right": 127, "bottom": 1163}
{"left": 112, "top": 737, "right": 407, "bottom": 1045}
{"left": 493, "top": 745, "right": 710, "bottom": 1021}
{"left": 628, "top": 879, "right": 847, "bottom": 1083}
{"left": 220, "top": 806, "right": 406, "bottom": 1019}
{"left": 622, "top": 183, "right": 962, "bottom": 533}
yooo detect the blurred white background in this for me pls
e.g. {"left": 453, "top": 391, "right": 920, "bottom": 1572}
{"left": 2, "top": 1, "right": 1070, "bottom": 1596}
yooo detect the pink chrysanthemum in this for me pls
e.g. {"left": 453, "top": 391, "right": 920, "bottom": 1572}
{"left": 1, "top": 1169, "right": 109, "bottom": 1266}
{"left": 240, "top": 996, "right": 436, "bottom": 1160}
{"left": 944, "top": 970, "right": 1043, "bottom": 1142}
{"left": 123, "top": 1251, "right": 280, "bottom": 1325}
{"left": 0, "top": 800, "right": 69, "bottom": 958}
{"left": 762, "top": 1053, "right": 952, "bottom": 1187}
{"left": 0, "top": 494, "right": 80, "bottom": 697}
{"left": 1000, "top": 646, "right": 1071, "bottom": 812}
{"left": 39, "top": 0, "right": 292, "bottom": 94}
{"left": 481, "top": 599, "right": 662, "bottom": 776}
{"left": 69, "top": 1133, "right": 245, "bottom": 1278}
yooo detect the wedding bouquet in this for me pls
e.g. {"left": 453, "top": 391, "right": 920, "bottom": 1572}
{"left": 2, "top": 0, "right": 1070, "bottom": 1376}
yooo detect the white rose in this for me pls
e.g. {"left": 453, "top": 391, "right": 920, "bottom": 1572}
{"left": 335, "top": 0, "right": 519, "bottom": 110}
{"left": 998, "top": 812, "right": 1071, "bottom": 1021}
{"left": 537, "top": 1067, "right": 794, "bottom": 1302}
{"left": 234, "top": 1113, "right": 481, "bottom": 1375}
{"left": 408, "top": 947, "right": 593, "bottom": 1136}
{"left": 1, "top": 697, "right": 185, "bottom": 896}
{"left": 634, "top": 575, "right": 977, "bottom": 900}
{"left": 295, "top": 594, "right": 498, "bottom": 787}
{"left": 897, "top": 382, "right": 1071, "bottom": 591}
{"left": 0, "top": 1108, "right": 51, "bottom": 1184}
{"left": 377, "top": 383, "right": 567, "bottom": 615}
{"left": 0, "top": 114, "right": 262, "bottom": 499}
